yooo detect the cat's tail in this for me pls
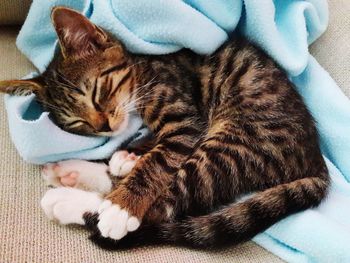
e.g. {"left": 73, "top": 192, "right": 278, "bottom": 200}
{"left": 86, "top": 173, "right": 328, "bottom": 250}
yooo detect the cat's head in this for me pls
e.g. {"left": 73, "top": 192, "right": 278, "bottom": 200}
{"left": 0, "top": 7, "right": 139, "bottom": 136}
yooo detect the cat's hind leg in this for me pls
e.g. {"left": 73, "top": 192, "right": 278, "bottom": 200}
{"left": 41, "top": 187, "right": 103, "bottom": 225}
{"left": 42, "top": 160, "right": 112, "bottom": 194}
{"left": 42, "top": 151, "right": 140, "bottom": 195}
{"left": 41, "top": 187, "right": 141, "bottom": 238}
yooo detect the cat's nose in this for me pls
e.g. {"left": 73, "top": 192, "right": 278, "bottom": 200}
{"left": 99, "top": 122, "right": 112, "bottom": 132}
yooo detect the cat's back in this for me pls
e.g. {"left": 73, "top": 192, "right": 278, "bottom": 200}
{"left": 137, "top": 36, "right": 310, "bottom": 124}
{"left": 198, "top": 36, "right": 309, "bottom": 117}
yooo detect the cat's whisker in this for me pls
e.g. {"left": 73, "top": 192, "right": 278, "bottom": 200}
{"left": 117, "top": 79, "right": 157, "bottom": 106}
{"left": 134, "top": 76, "right": 159, "bottom": 93}
{"left": 51, "top": 70, "right": 85, "bottom": 94}
{"left": 122, "top": 93, "right": 159, "bottom": 111}
{"left": 55, "top": 70, "right": 77, "bottom": 87}
{"left": 127, "top": 92, "right": 158, "bottom": 105}
{"left": 125, "top": 61, "right": 145, "bottom": 71}
{"left": 131, "top": 81, "right": 162, "bottom": 102}
{"left": 36, "top": 99, "right": 64, "bottom": 113}
{"left": 117, "top": 82, "right": 160, "bottom": 111}
{"left": 123, "top": 102, "right": 158, "bottom": 114}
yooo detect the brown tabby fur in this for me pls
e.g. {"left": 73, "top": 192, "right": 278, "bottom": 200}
{"left": 0, "top": 7, "right": 329, "bottom": 249}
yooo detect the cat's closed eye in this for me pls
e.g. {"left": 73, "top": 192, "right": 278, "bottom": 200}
{"left": 66, "top": 120, "right": 92, "bottom": 129}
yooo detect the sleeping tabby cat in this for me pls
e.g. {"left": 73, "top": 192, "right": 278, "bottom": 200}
{"left": 0, "top": 7, "right": 329, "bottom": 249}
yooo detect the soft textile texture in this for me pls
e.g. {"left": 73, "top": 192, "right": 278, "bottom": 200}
{"left": 309, "top": 1, "right": 350, "bottom": 98}
{"left": 5, "top": 0, "right": 350, "bottom": 262}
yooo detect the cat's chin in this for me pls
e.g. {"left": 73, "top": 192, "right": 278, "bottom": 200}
{"left": 112, "top": 115, "right": 129, "bottom": 136}
{"left": 99, "top": 115, "right": 129, "bottom": 137}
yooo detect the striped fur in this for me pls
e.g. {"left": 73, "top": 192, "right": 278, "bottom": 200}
{"left": 0, "top": 7, "right": 329, "bottom": 249}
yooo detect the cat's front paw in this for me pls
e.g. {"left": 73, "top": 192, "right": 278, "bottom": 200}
{"left": 97, "top": 200, "right": 140, "bottom": 240}
{"left": 109, "top": 151, "right": 140, "bottom": 178}
{"left": 41, "top": 187, "right": 103, "bottom": 225}
{"left": 42, "top": 160, "right": 112, "bottom": 194}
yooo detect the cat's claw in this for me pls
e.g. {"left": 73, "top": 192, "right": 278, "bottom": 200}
{"left": 109, "top": 151, "right": 140, "bottom": 178}
{"left": 97, "top": 200, "right": 140, "bottom": 240}
{"left": 42, "top": 160, "right": 112, "bottom": 194}
{"left": 41, "top": 187, "right": 103, "bottom": 225}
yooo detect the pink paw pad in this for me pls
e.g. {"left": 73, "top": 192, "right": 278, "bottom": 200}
{"left": 42, "top": 160, "right": 112, "bottom": 194}
{"left": 127, "top": 153, "right": 137, "bottom": 161}
{"left": 42, "top": 163, "right": 81, "bottom": 188}
{"left": 60, "top": 172, "right": 79, "bottom": 187}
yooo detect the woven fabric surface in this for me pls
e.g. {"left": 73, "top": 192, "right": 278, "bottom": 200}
{"left": 0, "top": 0, "right": 32, "bottom": 25}
{"left": 0, "top": 27, "right": 35, "bottom": 78}
{"left": 0, "top": 1, "right": 349, "bottom": 262}
{"left": 310, "top": 0, "right": 350, "bottom": 97}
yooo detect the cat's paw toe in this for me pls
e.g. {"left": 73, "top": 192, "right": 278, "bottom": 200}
{"left": 109, "top": 151, "right": 139, "bottom": 178}
{"left": 41, "top": 187, "right": 103, "bottom": 225}
{"left": 42, "top": 163, "right": 58, "bottom": 175}
{"left": 41, "top": 187, "right": 64, "bottom": 220}
{"left": 42, "top": 163, "right": 59, "bottom": 185}
{"left": 97, "top": 201, "right": 140, "bottom": 240}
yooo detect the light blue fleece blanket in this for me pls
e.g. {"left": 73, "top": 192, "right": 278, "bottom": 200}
{"left": 5, "top": 0, "right": 350, "bottom": 261}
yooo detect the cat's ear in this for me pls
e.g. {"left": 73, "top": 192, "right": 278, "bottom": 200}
{"left": 0, "top": 79, "right": 43, "bottom": 96}
{"left": 51, "top": 6, "right": 111, "bottom": 58}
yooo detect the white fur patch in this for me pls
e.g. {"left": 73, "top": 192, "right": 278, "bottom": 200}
{"left": 97, "top": 200, "right": 140, "bottom": 240}
{"left": 41, "top": 187, "right": 103, "bottom": 225}
{"left": 109, "top": 151, "right": 139, "bottom": 178}
{"left": 42, "top": 160, "right": 112, "bottom": 194}
{"left": 165, "top": 204, "right": 174, "bottom": 218}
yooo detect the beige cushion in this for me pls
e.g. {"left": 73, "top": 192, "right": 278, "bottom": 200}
{"left": 0, "top": 0, "right": 32, "bottom": 25}
{"left": 0, "top": 27, "right": 35, "bottom": 78}
{"left": 0, "top": 1, "right": 348, "bottom": 262}
{"left": 310, "top": 0, "right": 350, "bottom": 97}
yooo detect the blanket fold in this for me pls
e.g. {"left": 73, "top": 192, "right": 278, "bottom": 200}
{"left": 4, "top": 0, "right": 350, "bottom": 262}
